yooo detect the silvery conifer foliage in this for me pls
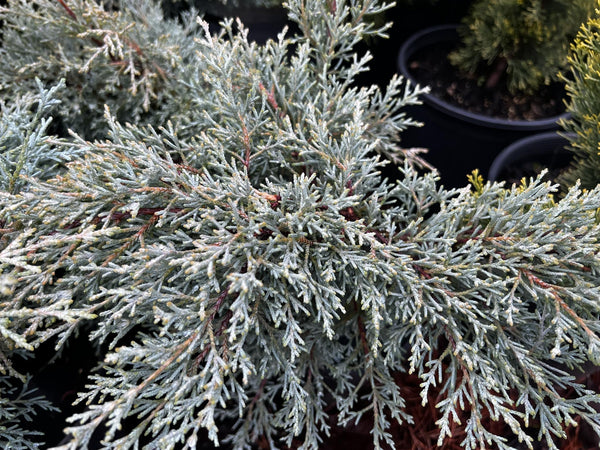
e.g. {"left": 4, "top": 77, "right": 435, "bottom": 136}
{"left": 0, "top": 0, "right": 204, "bottom": 139}
{"left": 0, "top": 80, "right": 71, "bottom": 194}
{"left": 0, "top": 82, "right": 67, "bottom": 449}
{"left": 2, "top": 1, "right": 600, "bottom": 449}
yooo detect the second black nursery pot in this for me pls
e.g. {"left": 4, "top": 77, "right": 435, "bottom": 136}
{"left": 488, "top": 132, "right": 574, "bottom": 185}
{"left": 397, "top": 25, "right": 569, "bottom": 188}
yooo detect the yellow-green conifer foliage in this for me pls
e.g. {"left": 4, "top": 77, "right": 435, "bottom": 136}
{"left": 560, "top": 5, "right": 600, "bottom": 189}
{"left": 450, "top": 0, "right": 595, "bottom": 94}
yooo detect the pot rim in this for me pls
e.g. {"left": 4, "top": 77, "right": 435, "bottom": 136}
{"left": 397, "top": 24, "right": 570, "bottom": 131}
{"left": 488, "top": 131, "right": 574, "bottom": 181}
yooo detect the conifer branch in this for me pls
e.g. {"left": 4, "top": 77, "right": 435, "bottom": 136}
{"left": 2, "top": 1, "right": 600, "bottom": 449}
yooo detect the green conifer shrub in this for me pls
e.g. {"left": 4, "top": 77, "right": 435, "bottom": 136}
{"left": 2, "top": 1, "right": 600, "bottom": 449}
{"left": 560, "top": 4, "right": 600, "bottom": 190}
{"left": 449, "top": 0, "right": 595, "bottom": 94}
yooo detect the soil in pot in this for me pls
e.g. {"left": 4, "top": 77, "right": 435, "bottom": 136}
{"left": 407, "top": 41, "right": 567, "bottom": 122}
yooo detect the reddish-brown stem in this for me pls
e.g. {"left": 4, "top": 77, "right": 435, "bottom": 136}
{"left": 339, "top": 207, "right": 358, "bottom": 221}
{"left": 485, "top": 57, "right": 508, "bottom": 90}
{"left": 346, "top": 179, "right": 354, "bottom": 196}
{"left": 62, "top": 207, "right": 183, "bottom": 230}
{"left": 192, "top": 287, "right": 236, "bottom": 370}
{"left": 194, "top": 309, "right": 233, "bottom": 365}
{"left": 254, "top": 228, "right": 274, "bottom": 240}
{"left": 413, "top": 264, "right": 432, "bottom": 280}
{"left": 354, "top": 301, "right": 370, "bottom": 357}
{"left": 258, "top": 82, "right": 279, "bottom": 111}
{"left": 329, "top": 0, "right": 337, "bottom": 14}
{"left": 248, "top": 378, "right": 268, "bottom": 414}
{"left": 523, "top": 269, "right": 594, "bottom": 337}
{"left": 56, "top": 0, "right": 78, "bottom": 22}
{"left": 176, "top": 163, "right": 202, "bottom": 175}
{"left": 256, "top": 191, "right": 281, "bottom": 209}
{"left": 366, "top": 228, "right": 388, "bottom": 244}
{"left": 134, "top": 214, "right": 158, "bottom": 238}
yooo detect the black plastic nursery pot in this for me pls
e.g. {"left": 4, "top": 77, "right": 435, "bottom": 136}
{"left": 397, "top": 25, "right": 570, "bottom": 189}
{"left": 359, "top": 1, "right": 474, "bottom": 89}
{"left": 388, "top": 0, "right": 474, "bottom": 44}
{"left": 488, "top": 131, "right": 574, "bottom": 185}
